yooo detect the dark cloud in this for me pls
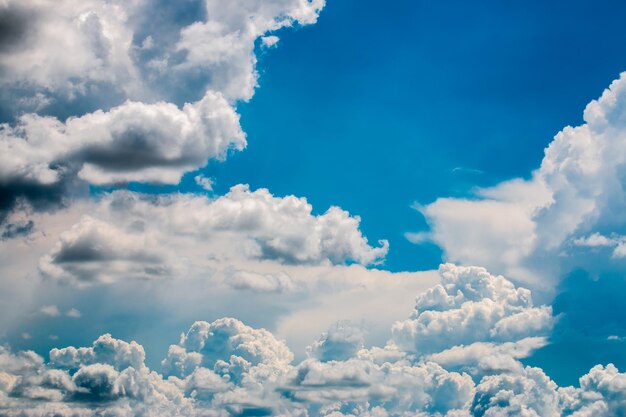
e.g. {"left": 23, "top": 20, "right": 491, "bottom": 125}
{"left": 1, "top": 219, "right": 33, "bottom": 239}
{"left": 0, "top": 4, "right": 33, "bottom": 53}
{"left": 0, "top": 177, "right": 82, "bottom": 228}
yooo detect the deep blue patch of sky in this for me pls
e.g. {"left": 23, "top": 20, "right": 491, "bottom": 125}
{"left": 176, "top": 0, "right": 626, "bottom": 273}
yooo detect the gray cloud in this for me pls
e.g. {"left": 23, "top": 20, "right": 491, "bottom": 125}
{"left": 0, "top": 3, "right": 33, "bottom": 54}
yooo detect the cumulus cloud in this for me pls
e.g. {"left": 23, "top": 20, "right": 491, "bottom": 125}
{"left": 194, "top": 174, "right": 215, "bottom": 192}
{"left": 0, "top": 0, "right": 325, "bottom": 220}
{"left": 414, "top": 72, "right": 626, "bottom": 289}
{"left": 0, "top": 275, "right": 622, "bottom": 416}
{"left": 37, "top": 185, "right": 388, "bottom": 285}
{"left": 0, "top": 264, "right": 624, "bottom": 416}
{"left": 307, "top": 321, "right": 365, "bottom": 362}
{"left": 391, "top": 264, "right": 554, "bottom": 356}
{"left": 0, "top": 91, "right": 245, "bottom": 212}
{"left": 0, "top": 0, "right": 140, "bottom": 97}
{"left": 0, "top": 0, "right": 325, "bottom": 104}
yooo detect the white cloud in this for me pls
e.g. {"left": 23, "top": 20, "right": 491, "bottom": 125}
{"left": 162, "top": 318, "right": 293, "bottom": 382}
{"left": 0, "top": 194, "right": 430, "bottom": 365}
{"left": 471, "top": 366, "right": 560, "bottom": 417}
{"left": 0, "top": 0, "right": 141, "bottom": 96}
{"left": 261, "top": 35, "right": 280, "bottom": 48}
{"left": 0, "top": 264, "right": 625, "bottom": 416}
{"left": 424, "top": 337, "right": 549, "bottom": 377}
{"left": 415, "top": 72, "right": 626, "bottom": 289}
{"left": 0, "top": 0, "right": 325, "bottom": 104}
{"left": 38, "top": 186, "right": 388, "bottom": 285}
{"left": 175, "top": 0, "right": 325, "bottom": 101}
{"left": 306, "top": 321, "right": 365, "bottom": 362}
{"left": 40, "top": 305, "right": 60, "bottom": 317}
{"left": 226, "top": 269, "right": 296, "bottom": 293}
{"left": 194, "top": 174, "right": 215, "bottom": 192}
{"left": 0, "top": 0, "right": 326, "bottom": 218}
{"left": 391, "top": 264, "right": 554, "bottom": 355}
{"left": 0, "top": 91, "right": 245, "bottom": 187}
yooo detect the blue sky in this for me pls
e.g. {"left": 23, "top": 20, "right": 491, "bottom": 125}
{"left": 200, "top": 0, "right": 626, "bottom": 272}
{"left": 3, "top": 1, "right": 626, "bottom": 415}
{"left": 203, "top": 1, "right": 626, "bottom": 385}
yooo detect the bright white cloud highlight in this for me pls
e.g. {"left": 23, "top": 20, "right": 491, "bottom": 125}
{"left": 415, "top": 72, "right": 626, "bottom": 289}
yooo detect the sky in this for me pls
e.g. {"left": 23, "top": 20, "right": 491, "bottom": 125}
{"left": 2, "top": 1, "right": 626, "bottom": 416}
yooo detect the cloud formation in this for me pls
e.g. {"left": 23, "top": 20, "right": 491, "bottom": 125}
{"left": 392, "top": 264, "right": 554, "bottom": 357}
{"left": 1, "top": 264, "right": 624, "bottom": 416}
{"left": 0, "top": 0, "right": 325, "bottom": 220}
{"left": 415, "top": 72, "right": 626, "bottom": 289}
{"left": 38, "top": 185, "right": 388, "bottom": 285}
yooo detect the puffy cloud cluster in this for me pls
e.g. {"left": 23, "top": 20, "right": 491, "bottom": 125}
{"left": 38, "top": 185, "right": 388, "bottom": 285}
{"left": 0, "top": 0, "right": 325, "bottom": 104}
{"left": 0, "top": 338, "right": 192, "bottom": 417}
{"left": 0, "top": 0, "right": 325, "bottom": 220}
{"left": 0, "top": 91, "right": 245, "bottom": 187}
{"left": 416, "top": 72, "right": 626, "bottom": 288}
{"left": 175, "top": 0, "right": 325, "bottom": 101}
{"left": 0, "top": 0, "right": 140, "bottom": 98}
{"left": 307, "top": 321, "right": 365, "bottom": 362}
{"left": 392, "top": 264, "right": 553, "bottom": 367}
{"left": 1, "top": 264, "right": 625, "bottom": 416}
{"left": 162, "top": 318, "right": 294, "bottom": 382}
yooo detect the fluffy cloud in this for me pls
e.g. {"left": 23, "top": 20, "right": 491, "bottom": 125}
{"left": 0, "top": 0, "right": 325, "bottom": 220}
{"left": 0, "top": 0, "right": 140, "bottom": 98}
{"left": 1, "top": 264, "right": 625, "bottom": 416}
{"left": 415, "top": 72, "right": 626, "bottom": 289}
{"left": 307, "top": 321, "right": 365, "bottom": 362}
{"left": 0, "top": 0, "right": 325, "bottom": 104}
{"left": 0, "top": 337, "right": 192, "bottom": 416}
{"left": 391, "top": 264, "right": 554, "bottom": 356}
{"left": 0, "top": 281, "right": 622, "bottom": 416}
{"left": 161, "top": 318, "right": 294, "bottom": 383}
{"left": 282, "top": 358, "right": 475, "bottom": 416}
{"left": 38, "top": 185, "right": 388, "bottom": 285}
{"left": 0, "top": 90, "right": 245, "bottom": 218}
{"left": 174, "top": 0, "right": 325, "bottom": 101}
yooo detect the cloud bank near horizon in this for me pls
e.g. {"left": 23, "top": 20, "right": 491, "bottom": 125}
{"left": 1, "top": 264, "right": 624, "bottom": 417}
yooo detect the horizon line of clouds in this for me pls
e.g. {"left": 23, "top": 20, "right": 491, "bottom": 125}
{"left": 2, "top": 263, "right": 625, "bottom": 417}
